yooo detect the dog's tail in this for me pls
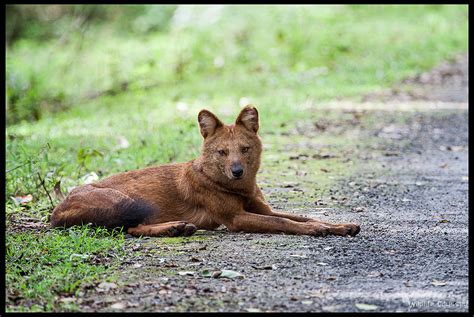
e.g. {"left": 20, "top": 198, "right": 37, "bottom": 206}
{"left": 50, "top": 195, "right": 156, "bottom": 230}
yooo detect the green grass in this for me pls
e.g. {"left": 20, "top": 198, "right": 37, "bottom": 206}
{"left": 5, "top": 4, "right": 468, "bottom": 312}
{"left": 5, "top": 226, "right": 125, "bottom": 312}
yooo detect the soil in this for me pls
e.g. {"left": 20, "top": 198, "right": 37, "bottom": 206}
{"left": 72, "top": 54, "right": 468, "bottom": 312}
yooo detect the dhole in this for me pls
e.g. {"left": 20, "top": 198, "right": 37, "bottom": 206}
{"left": 51, "top": 106, "right": 360, "bottom": 238}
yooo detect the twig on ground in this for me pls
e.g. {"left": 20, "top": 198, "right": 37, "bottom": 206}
{"left": 37, "top": 172, "right": 55, "bottom": 210}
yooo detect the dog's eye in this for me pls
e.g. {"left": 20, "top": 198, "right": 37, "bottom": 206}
{"left": 241, "top": 147, "right": 250, "bottom": 154}
{"left": 218, "top": 150, "right": 227, "bottom": 156}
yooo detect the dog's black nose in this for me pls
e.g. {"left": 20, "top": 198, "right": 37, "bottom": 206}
{"left": 231, "top": 164, "right": 244, "bottom": 178}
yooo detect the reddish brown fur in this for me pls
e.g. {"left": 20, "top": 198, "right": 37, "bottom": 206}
{"left": 50, "top": 105, "right": 360, "bottom": 237}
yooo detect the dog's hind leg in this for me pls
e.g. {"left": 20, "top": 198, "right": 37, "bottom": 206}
{"left": 127, "top": 221, "right": 197, "bottom": 237}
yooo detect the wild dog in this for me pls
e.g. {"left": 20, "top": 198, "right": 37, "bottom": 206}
{"left": 50, "top": 106, "right": 360, "bottom": 238}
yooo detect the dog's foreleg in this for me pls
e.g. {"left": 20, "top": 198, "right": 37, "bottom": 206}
{"left": 225, "top": 211, "right": 359, "bottom": 237}
{"left": 244, "top": 194, "right": 360, "bottom": 236}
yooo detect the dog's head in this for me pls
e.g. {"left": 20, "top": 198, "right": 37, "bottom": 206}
{"left": 197, "top": 105, "right": 262, "bottom": 184}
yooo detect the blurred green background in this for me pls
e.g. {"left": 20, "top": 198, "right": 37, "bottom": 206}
{"left": 6, "top": 5, "right": 468, "bottom": 124}
{"left": 5, "top": 4, "right": 468, "bottom": 210}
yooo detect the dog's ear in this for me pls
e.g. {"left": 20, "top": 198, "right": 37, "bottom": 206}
{"left": 198, "top": 109, "right": 223, "bottom": 138}
{"left": 236, "top": 105, "right": 259, "bottom": 133}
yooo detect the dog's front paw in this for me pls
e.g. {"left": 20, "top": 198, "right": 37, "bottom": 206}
{"left": 338, "top": 223, "right": 360, "bottom": 237}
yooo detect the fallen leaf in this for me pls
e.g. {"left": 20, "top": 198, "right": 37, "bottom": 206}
{"left": 355, "top": 303, "right": 378, "bottom": 311}
{"left": 438, "top": 219, "right": 450, "bottom": 223}
{"left": 202, "top": 269, "right": 245, "bottom": 279}
{"left": 326, "top": 276, "right": 337, "bottom": 281}
{"left": 320, "top": 168, "right": 330, "bottom": 173}
{"left": 178, "top": 271, "right": 195, "bottom": 276}
{"left": 218, "top": 269, "right": 245, "bottom": 279}
{"left": 11, "top": 194, "right": 33, "bottom": 205}
{"left": 431, "top": 280, "right": 447, "bottom": 287}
